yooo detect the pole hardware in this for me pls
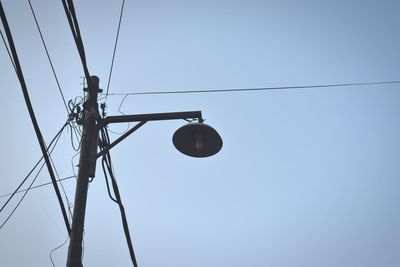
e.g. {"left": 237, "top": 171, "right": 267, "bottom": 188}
{"left": 66, "top": 76, "right": 223, "bottom": 267}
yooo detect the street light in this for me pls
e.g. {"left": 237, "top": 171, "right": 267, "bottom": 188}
{"left": 98, "top": 111, "right": 223, "bottom": 159}
{"left": 67, "top": 76, "right": 222, "bottom": 267}
{"left": 173, "top": 122, "right": 223, "bottom": 157}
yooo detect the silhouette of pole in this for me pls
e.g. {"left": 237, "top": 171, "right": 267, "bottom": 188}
{"left": 63, "top": 76, "right": 220, "bottom": 266}
{"left": 66, "top": 76, "right": 100, "bottom": 267}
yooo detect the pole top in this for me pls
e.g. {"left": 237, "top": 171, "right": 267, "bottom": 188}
{"left": 83, "top": 75, "right": 103, "bottom": 93}
{"left": 90, "top": 75, "right": 99, "bottom": 87}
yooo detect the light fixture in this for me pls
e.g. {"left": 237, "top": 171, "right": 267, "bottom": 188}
{"left": 173, "top": 122, "right": 223, "bottom": 158}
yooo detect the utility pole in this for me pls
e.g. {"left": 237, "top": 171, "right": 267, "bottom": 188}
{"left": 66, "top": 76, "right": 100, "bottom": 267}
{"left": 64, "top": 76, "right": 221, "bottom": 267}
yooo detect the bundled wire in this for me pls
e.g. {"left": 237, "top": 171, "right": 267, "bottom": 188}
{"left": 61, "top": 0, "right": 92, "bottom": 87}
{"left": 99, "top": 127, "right": 139, "bottom": 267}
{"left": 68, "top": 97, "right": 84, "bottom": 151}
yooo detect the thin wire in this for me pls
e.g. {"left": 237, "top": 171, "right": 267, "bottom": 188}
{"left": 0, "top": 2, "right": 71, "bottom": 233}
{"left": 0, "top": 125, "right": 64, "bottom": 230}
{"left": 50, "top": 236, "right": 69, "bottom": 267}
{"left": 73, "top": 125, "right": 83, "bottom": 140}
{"left": 68, "top": 96, "right": 84, "bottom": 149}
{"left": 0, "top": 157, "right": 42, "bottom": 210}
{"left": 71, "top": 151, "right": 80, "bottom": 177}
{"left": 0, "top": 27, "right": 16, "bottom": 71}
{"left": 107, "top": 94, "right": 130, "bottom": 135}
{"left": 27, "top": 0, "right": 69, "bottom": 114}
{"left": 107, "top": 80, "right": 400, "bottom": 96}
{"left": 49, "top": 155, "right": 73, "bottom": 219}
{"left": 69, "top": 123, "right": 82, "bottom": 151}
{"left": 0, "top": 176, "right": 75, "bottom": 199}
{"left": 0, "top": 160, "right": 46, "bottom": 230}
{"left": 117, "top": 95, "right": 128, "bottom": 113}
{"left": 0, "top": 122, "right": 68, "bottom": 212}
{"left": 105, "top": 0, "right": 125, "bottom": 101}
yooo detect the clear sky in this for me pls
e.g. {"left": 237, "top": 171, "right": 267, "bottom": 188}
{"left": 1, "top": 0, "right": 399, "bottom": 266}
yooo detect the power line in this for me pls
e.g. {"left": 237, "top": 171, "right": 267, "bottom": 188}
{"left": 105, "top": 80, "right": 400, "bottom": 96}
{"left": 28, "top": 0, "right": 69, "bottom": 113}
{"left": 49, "top": 155, "right": 73, "bottom": 219}
{"left": 0, "top": 122, "right": 68, "bottom": 211}
{"left": 105, "top": 0, "right": 126, "bottom": 101}
{"left": 0, "top": 27, "right": 16, "bottom": 71}
{"left": 0, "top": 2, "right": 71, "bottom": 234}
{"left": 0, "top": 123, "right": 65, "bottom": 230}
{"left": 0, "top": 176, "right": 75, "bottom": 199}
{"left": 61, "top": 0, "right": 91, "bottom": 86}
{"left": 0, "top": 157, "right": 46, "bottom": 230}
{"left": 100, "top": 128, "right": 138, "bottom": 267}
{"left": 0, "top": 155, "right": 42, "bottom": 211}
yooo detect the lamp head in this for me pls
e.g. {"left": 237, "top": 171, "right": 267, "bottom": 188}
{"left": 173, "top": 122, "right": 222, "bottom": 158}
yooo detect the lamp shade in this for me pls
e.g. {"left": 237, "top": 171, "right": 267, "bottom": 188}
{"left": 173, "top": 122, "right": 222, "bottom": 158}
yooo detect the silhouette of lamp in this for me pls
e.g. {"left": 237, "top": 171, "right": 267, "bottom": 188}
{"left": 98, "top": 111, "right": 222, "bottom": 158}
{"left": 173, "top": 122, "right": 222, "bottom": 157}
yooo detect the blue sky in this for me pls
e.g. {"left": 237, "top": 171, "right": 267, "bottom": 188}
{"left": 1, "top": 0, "right": 399, "bottom": 266}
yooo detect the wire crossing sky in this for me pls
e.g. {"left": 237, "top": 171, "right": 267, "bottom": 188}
{"left": 0, "top": 176, "right": 76, "bottom": 199}
{"left": 1, "top": 1, "right": 400, "bottom": 267}
{"left": 105, "top": 80, "right": 400, "bottom": 96}
{"left": 0, "top": 0, "right": 71, "bottom": 234}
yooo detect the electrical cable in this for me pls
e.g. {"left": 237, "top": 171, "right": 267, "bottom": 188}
{"left": 0, "top": 176, "right": 75, "bottom": 199}
{"left": 28, "top": 0, "right": 69, "bottom": 114}
{"left": 28, "top": 0, "right": 75, "bottom": 215}
{"left": 67, "top": 0, "right": 89, "bottom": 78}
{"left": 0, "top": 122, "right": 68, "bottom": 213}
{"left": 100, "top": 129, "right": 118, "bottom": 203}
{"left": 68, "top": 97, "right": 84, "bottom": 151}
{"left": 106, "top": 80, "right": 400, "bottom": 96}
{"left": 0, "top": 123, "right": 65, "bottom": 230}
{"left": 69, "top": 123, "right": 82, "bottom": 151}
{"left": 105, "top": 94, "right": 131, "bottom": 135}
{"left": 0, "top": 156, "right": 42, "bottom": 210}
{"left": 0, "top": 2, "right": 71, "bottom": 233}
{"left": 50, "top": 236, "right": 69, "bottom": 267}
{"left": 0, "top": 158, "right": 47, "bottom": 230}
{"left": 99, "top": 128, "right": 138, "bottom": 267}
{"left": 49, "top": 155, "right": 73, "bottom": 219}
{"left": 105, "top": 0, "right": 125, "bottom": 101}
{"left": 0, "top": 27, "right": 16, "bottom": 71}
{"left": 61, "top": 0, "right": 91, "bottom": 86}
{"left": 70, "top": 150, "right": 80, "bottom": 177}
{"left": 104, "top": 155, "right": 138, "bottom": 267}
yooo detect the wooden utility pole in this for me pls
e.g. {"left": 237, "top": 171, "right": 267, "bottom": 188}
{"left": 66, "top": 76, "right": 100, "bottom": 267}
{"left": 63, "top": 76, "right": 221, "bottom": 267}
